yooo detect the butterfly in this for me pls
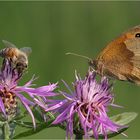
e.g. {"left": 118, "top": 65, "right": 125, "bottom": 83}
{"left": 67, "top": 25, "right": 140, "bottom": 85}
{"left": 89, "top": 25, "right": 140, "bottom": 85}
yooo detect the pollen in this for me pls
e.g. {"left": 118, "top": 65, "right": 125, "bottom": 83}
{"left": 0, "top": 89, "right": 17, "bottom": 117}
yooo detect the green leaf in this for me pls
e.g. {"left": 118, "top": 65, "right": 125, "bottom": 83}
{"left": 3, "top": 122, "right": 10, "bottom": 140}
{"left": 13, "top": 120, "right": 33, "bottom": 128}
{"left": 13, "top": 111, "right": 56, "bottom": 139}
{"left": 9, "top": 122, "right": 16, "bottom": 139}
{"left": 0, "top": 121, "right": 5, "bottom": 127}
{"left": 0, "top": 122, "right": 5, "bottom": 139}
{"left": 14, "top": 111, "right": 28, "bottom": 121}
{"left": 0, "top": 121, "right": 15, "bottom": 139}
{"left": 89, "top": 112, "right": 138, "bottom": 139}
{"left": 13, "top": 120, "right": 53, "bottom": 139}
{"left": 99, "top": 112, "right": 138, "bottom": 138}
{"left": 88, "top": 126, "right": 128, "bottom": 139}
{"left": 0, "top": 127, "right": 4, "bottom": 139}
{"left": 99, "top": 127, "right": 128, "bottom": 139}
{"left": 110, "top": 112, "right": 138, "bottom": 125}
{"left": 32, "top": 106, "right": 45, "bottom": 122}
{"left": 14, "top": 112, "right": 138, "bottom": 139}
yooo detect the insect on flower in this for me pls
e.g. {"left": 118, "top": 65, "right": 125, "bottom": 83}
{"left": 0, "top": 54, "right": 57, "bottom": 128}
{"left": 0, "top": 40, "right": 32, "bottom": 76}
{"left": 46, "top": 70, "right": 123, "bottom": 139}
{"left": 89, "top": 25, "right": 140, "bottom": 85}
{"left": 67, "top": 25, "right": 140, "bottom": 85}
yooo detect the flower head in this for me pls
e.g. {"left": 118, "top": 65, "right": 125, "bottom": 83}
{"left": 0, "top": 59, "right": 57, "bottom": 127}
{"left": 46, "top": 70, "right": 122, "bottom": 139}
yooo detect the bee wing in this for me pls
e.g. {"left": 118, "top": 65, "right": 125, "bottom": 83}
{"left": 2, "top": 40, "right": 17, "bottom": 48}
{"left": 20, "top": 47, "right": 32, "bottom": 56}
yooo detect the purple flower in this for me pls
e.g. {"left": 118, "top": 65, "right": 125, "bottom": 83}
{"left": 0, "top": 59, "right": 57, "bottom": 128}
{"left": 46, "top": 70, "right": 122, "bottom": 139}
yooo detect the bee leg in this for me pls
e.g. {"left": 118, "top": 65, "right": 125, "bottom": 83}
{"left": 1, "top": 58, "right": 12, "bottom": 72}
{"left": 12, "top": 67, "right": 23, "bottom": 81}
{"left": 1, "top": 59, "right": 6, "bottom": 71}
{"left": 89, "top": 66, "right": 96, "bottom": 72}
{"left": 18, "top": 71, "right": 23, "bottom": 78}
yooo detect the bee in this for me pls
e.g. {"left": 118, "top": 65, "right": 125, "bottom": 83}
{"left": 0, "top": 40, "right": 32, "bottom": 75}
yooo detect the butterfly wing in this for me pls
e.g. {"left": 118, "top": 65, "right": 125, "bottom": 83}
{"left": 124, "top": 38, "right": 140, "bottom": 84}
{"left": 96, "top": 26, "right": 140, "bottom": 85}
{"left": 97, "top": 42, "right": 134, "bottom": 80}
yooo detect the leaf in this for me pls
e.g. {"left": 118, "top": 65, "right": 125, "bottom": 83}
{"left": 110, "top": 112, "right": 138, "bottom": 125}
{"left": 0, "top": 121, "right": 11, "bottom": 139}
{"left": 32, "top": 106, "right": 45, "bottom": 122}
{"left": 14, "top": 112, "right": 138, "bottom": 139}
{"left": 3, "top": 122, "right": 11, "bottom": 139}
{"left": 14, "top": 111, "right": 28, "bottom": 121}
{"left": 99, "top": 127, "right": 128, "bottom": 139}
{"left": 0, "top": 121, "right": 5, "bottom": 127}
{"left": 88, "top": 126, "right": 128, "bottom": 139}
{"left": 2, "top": 122, "right": 17, "bottom": 139}
{"left": 99, "top": 112, "right": 138, "bottom": 138}
{"left": 9, "top": 122, "right": 16, "bottom": 139}
{"left": 13, "top": 120, "right": 53, "bottom": 139}
{"left": 89, "top": 112, "right": 138, "bottom": 139}
{"left": 14, "top": 120, "right": 33, "bottom": 128}
{"left": 0, "top": 127, "right": 4, "bottom": 139}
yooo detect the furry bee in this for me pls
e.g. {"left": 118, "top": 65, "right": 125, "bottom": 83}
{"left": 0, "top": 40, "right": 32, "bottom": 75}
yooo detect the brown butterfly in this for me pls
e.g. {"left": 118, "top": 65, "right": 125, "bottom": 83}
{"left": 67, "top": 25, "right": 140, "bottom": 85}
{"left": 89, "top": 25, "right": 140, "bottom": 85}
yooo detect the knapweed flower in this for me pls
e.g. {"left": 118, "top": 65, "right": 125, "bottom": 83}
{"left": 0, "top": 59, "right": 57, "bottom": 127}
{"left": 46, "top": 70, "right": 122, "bottom": 139}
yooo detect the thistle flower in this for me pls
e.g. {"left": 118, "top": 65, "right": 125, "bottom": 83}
{"left": 46, "top": 70, "right": 122, "bottom": 139}
{"left": 0, "top": 59, "right": 57, "bottom": 127}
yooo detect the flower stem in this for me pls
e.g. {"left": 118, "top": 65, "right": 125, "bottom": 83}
{"left": 75, "top": 134, "right": 83, "bottom": 140}
{"left": 3, "top": 122, "right": 10, "bottom": 140}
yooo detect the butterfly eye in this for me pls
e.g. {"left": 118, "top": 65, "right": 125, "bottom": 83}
{"left": 135, "top": 33, "right": 140, "bottom": 38}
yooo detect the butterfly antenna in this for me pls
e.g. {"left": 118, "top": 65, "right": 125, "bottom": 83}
{"left": 66, "top": 52, "right": 92, "bottom": 61}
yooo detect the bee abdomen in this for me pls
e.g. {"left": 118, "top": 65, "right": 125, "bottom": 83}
{"left": 0, "top": 48, "right": 17, "bottom": 58}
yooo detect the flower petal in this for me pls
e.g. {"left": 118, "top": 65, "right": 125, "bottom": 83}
{"left": 52, "top": 102, "right": 76, "bottom": 124}
{"left": 16, "top": 93, "right": 36, "bottom": 128}
{"left": 0, "top": 97, "right": 6, "bottom": 117}
{"left": 46, "top": 99, "right": 67, "bottom": 112}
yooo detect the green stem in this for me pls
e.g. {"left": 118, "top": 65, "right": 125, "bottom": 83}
{"left": 75, "top": 134, "right": 83, "bottom": 140}
{"left": 46, "top": 112, "right": 55, "bottom": 120}
{"left": 3, "top": 122, "right": 10, "bottom": 140}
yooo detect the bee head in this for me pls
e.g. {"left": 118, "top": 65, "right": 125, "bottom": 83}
{"left": 16, "top": 62, "right": 27, "bottom": 69}
{"left": 16, "top": 62, "right": 28, "bottom": 75}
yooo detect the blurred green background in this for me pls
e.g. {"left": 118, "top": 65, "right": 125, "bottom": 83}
{"left": 0, "top": 1, "right": 140, "bottom": 139}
